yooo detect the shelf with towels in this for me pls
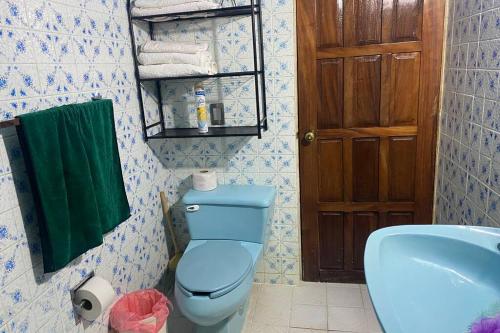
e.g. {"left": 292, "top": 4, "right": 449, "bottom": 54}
{"left": 127, "top": 0, "right": 268, "bottom": 140}
{"left": 138, "top": 70, "right": 262, "bottom": 82}
{"left": 131, "top": 4, "right": 259, "bottom": 23}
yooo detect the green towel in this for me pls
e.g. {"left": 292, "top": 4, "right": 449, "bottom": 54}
{"left": 17, "top": 99, "right": 130, "bottom": 272}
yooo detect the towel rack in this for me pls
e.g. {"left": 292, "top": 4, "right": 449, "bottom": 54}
{"left": 0, "top": 95, "right": 103, "bottom": 129}
{"left": 0, "top": 118, "right": 20, "bottom": 129}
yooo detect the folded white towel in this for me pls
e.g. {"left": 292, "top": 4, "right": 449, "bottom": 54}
{"left": 138, "top": 63, "right": 217, "bottom": 79}
{"left": 137, "top": 51, "right": 214, "bottom": 67}
{"left": 131, "top": 1, "right": 220, "bottom": 17}
{"left": 139, "top": 41, "right": 209, "bottom": 54}
{"left": 134, "top": 0, "right": 197, "bottom": 9}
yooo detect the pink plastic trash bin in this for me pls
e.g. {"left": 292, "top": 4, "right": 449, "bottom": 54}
{"left": 110, "top": 289, "right": 172, "bottom": 333}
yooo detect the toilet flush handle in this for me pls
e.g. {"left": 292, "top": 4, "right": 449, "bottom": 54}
{"left": 186, "top": 205, "right": 200, "bottom": 212}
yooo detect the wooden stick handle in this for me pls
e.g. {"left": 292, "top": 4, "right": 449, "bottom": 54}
{"left": 160, "top": 191, "right": 180, "bottom": 254}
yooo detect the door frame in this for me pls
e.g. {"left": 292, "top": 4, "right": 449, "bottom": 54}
{"left": 297, "top": 0, "right": 446, "bottom": 281}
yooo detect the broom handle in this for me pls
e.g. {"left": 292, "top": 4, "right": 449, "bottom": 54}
{"left": 160, "top": 191, "right": 180, "bottom": 254}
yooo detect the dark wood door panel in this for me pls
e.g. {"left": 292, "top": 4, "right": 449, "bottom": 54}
{"left": 390, "top": 52, "right": 421, "bottom": 125}
{"left": 319, "top": 270, "right": 367, "bottom": 282}
{"left": 384, "top": 211, "right": 414, "bottom": 226}
{"left": 318, "top": 212, "right": 344, "bottom": 270}
{"left": 316, "top": 0, "right": 343, "bottom": 48}
{"left": 318, "top": 211, "right": 381, "bottom": 282}
{"left": 344, "top": 56, "right": 381, "bottom": 128}
{"left": 381, "top": 52, "right": 421, "bottom": 126}
{"left": 316, "top": 208, "right": 416, "bottom": 282}
{"left": 352, "top": 212, "right": 379, "bottom": 270}
{"left": 384, "top": 0, "right": 423, "bottom": 42}
{"left": 318, "top": 59, "right": 343, "bottom": 129}
{"left": 379, "top": 212, "right": 415, "bottom": 228}
{"left": 388, "top": 136, "right": 417, "bottom": 201}
{"left": 320, "top": 52, "right": 420, "bottom": 130}
{"left": 352, "top": 138, "right": 380, "bottom": 201}
{"left": 318, "top": 139, "right": 344, "bottom": 201}
{"left": 319, "top": 0, "right": 423, "bottom": 49}
{"left": 345, "top": 0, "right": 383, "bottom": 46}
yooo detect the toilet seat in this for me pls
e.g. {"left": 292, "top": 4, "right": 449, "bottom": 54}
{"left": 176, "top": 241, "right": 253, "bottom": 299}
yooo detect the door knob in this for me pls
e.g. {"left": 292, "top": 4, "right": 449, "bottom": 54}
{"left": 304, "top": 131, "right": 315, "bottom": 143}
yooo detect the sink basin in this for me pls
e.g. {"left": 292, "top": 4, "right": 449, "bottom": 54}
{"left": 364, "top": 225, "right": 500, "bottom": 333}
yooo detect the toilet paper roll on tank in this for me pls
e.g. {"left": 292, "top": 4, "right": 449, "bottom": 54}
{"left": 192, "top": 169, "right": 218, "bottom": 191}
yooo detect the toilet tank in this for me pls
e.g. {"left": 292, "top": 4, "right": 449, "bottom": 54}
{"left": 182, "top": 185, "right": 276, "bottom": 243}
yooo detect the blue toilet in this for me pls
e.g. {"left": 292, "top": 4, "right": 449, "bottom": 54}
{"left": 174, "top": 185, "right": 276, "bottom": 333}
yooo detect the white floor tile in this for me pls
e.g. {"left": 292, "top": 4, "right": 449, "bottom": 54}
{"left": 246, "top": 284, "right": 262, "bottom": 324}
{"left": 326, "top": 283, "right": 361, "bottom": 289}
{"left": 250, "top": 283, "right": 263, "bottom": 301}
{"left": 288, "top": 328, "right": 327, "bottom": 333}
{"left": 361, "top": 287, "right": 375, "bottom": 310}
{"left": 293, "top": 282, "right": 327, "bottom": 305}
{"left": 252, "top": 284, "right": 293, "bottom": 327}
{"left": 253, "top": 301, "right": 291, "bottom": 327}
{"left": 326, "top": 285, "right": 364, "bottom": 307}
{"left": 327, "top": 306, "right": 367, "bottom": 332}
{"left": 243, "top": 322, "right": 289, "bottom": 333}
{"left": 258, "top": 284, "right": 294, "bottom": 306}
{"left": 365, "top": 308, "right": 383, "bottom": 333}
{"left": 290, "top": 304, "right": 327, "bottom": 330}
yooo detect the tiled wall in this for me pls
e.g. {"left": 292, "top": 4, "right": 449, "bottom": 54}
{"left": 435, "top": 0, "right": 500, "bottom": 227}
{"left": 0, "top": 0, "right": 171, "bottom": 332}
{"left": 142, "top": 0, "right": 300, "bottom": 285}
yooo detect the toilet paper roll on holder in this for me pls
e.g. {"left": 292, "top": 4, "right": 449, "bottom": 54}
{"left": 70, "top": 271, "right": 95, "bottom": 322}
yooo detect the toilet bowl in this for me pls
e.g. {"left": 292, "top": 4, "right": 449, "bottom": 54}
{"left": 174, "top": 185, "right": 275, "bottom": 333}
{"left": 175, "top": 240, "right": 262, "bottom": 331}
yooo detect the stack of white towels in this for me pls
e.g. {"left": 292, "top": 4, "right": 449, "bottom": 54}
{"left": 138, "top": 41, "right": 218, "bottom": 79}
{"left": 132, "top": 0, "right": 220, "bottom": 17}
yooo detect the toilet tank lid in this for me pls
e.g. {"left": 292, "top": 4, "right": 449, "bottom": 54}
{"left": 183, "top": 185, "right": 276, "bottom": 208}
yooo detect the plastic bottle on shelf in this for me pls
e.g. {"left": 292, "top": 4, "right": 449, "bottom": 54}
{"left": 195, "top": 83, "right": 209, "bottom": 134}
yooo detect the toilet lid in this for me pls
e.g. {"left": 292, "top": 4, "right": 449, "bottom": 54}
{"left": 176, "top": 241, "right": 252, "bottom": 299}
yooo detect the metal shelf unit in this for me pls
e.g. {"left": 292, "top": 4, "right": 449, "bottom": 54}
{"left": 127, "top": 0, "right": 268, "bottom": 140}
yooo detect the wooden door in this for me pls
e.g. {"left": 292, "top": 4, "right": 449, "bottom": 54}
{"left": 298, "top": 0, "right": 445, "bottom": 282}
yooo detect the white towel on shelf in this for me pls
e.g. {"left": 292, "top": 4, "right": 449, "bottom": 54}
{"left": 137, "top": 51, "right": 214, "bottom": 67}
{"left": 138, "top": 63, "right": 217, "bottom": 79}
{"left": 131, "top": 1, "right": 220, "bottom": 17}
{"left": 139, "top": 41, "right": 209, "bottom": 54}
{"left": 134, "top": 0, "right": 196, "bottom": 9}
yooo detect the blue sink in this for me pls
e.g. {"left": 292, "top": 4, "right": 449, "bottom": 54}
{"left": 365, "top": 225, "right": 500, "bottom": 333}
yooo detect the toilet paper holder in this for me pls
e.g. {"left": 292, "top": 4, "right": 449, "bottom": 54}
{"left": 70, "top": 270, "right": 95, "bottom": 323}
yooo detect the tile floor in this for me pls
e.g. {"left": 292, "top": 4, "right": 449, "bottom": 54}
{"left": 167, "top": 282, "right": 383, "bottom": 333}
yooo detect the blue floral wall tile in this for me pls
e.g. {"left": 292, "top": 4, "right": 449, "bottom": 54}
{"left": 0, "top": 273, "right": 32, "bottom": 329}
{"left": 0, "top": 0, "right": 174, "bottom": 331}
{"left": 437, "top": 0, "right": 500, "bottom": 227}
{"left": 0, "top": 0, "right": 28, "bottom": 28}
